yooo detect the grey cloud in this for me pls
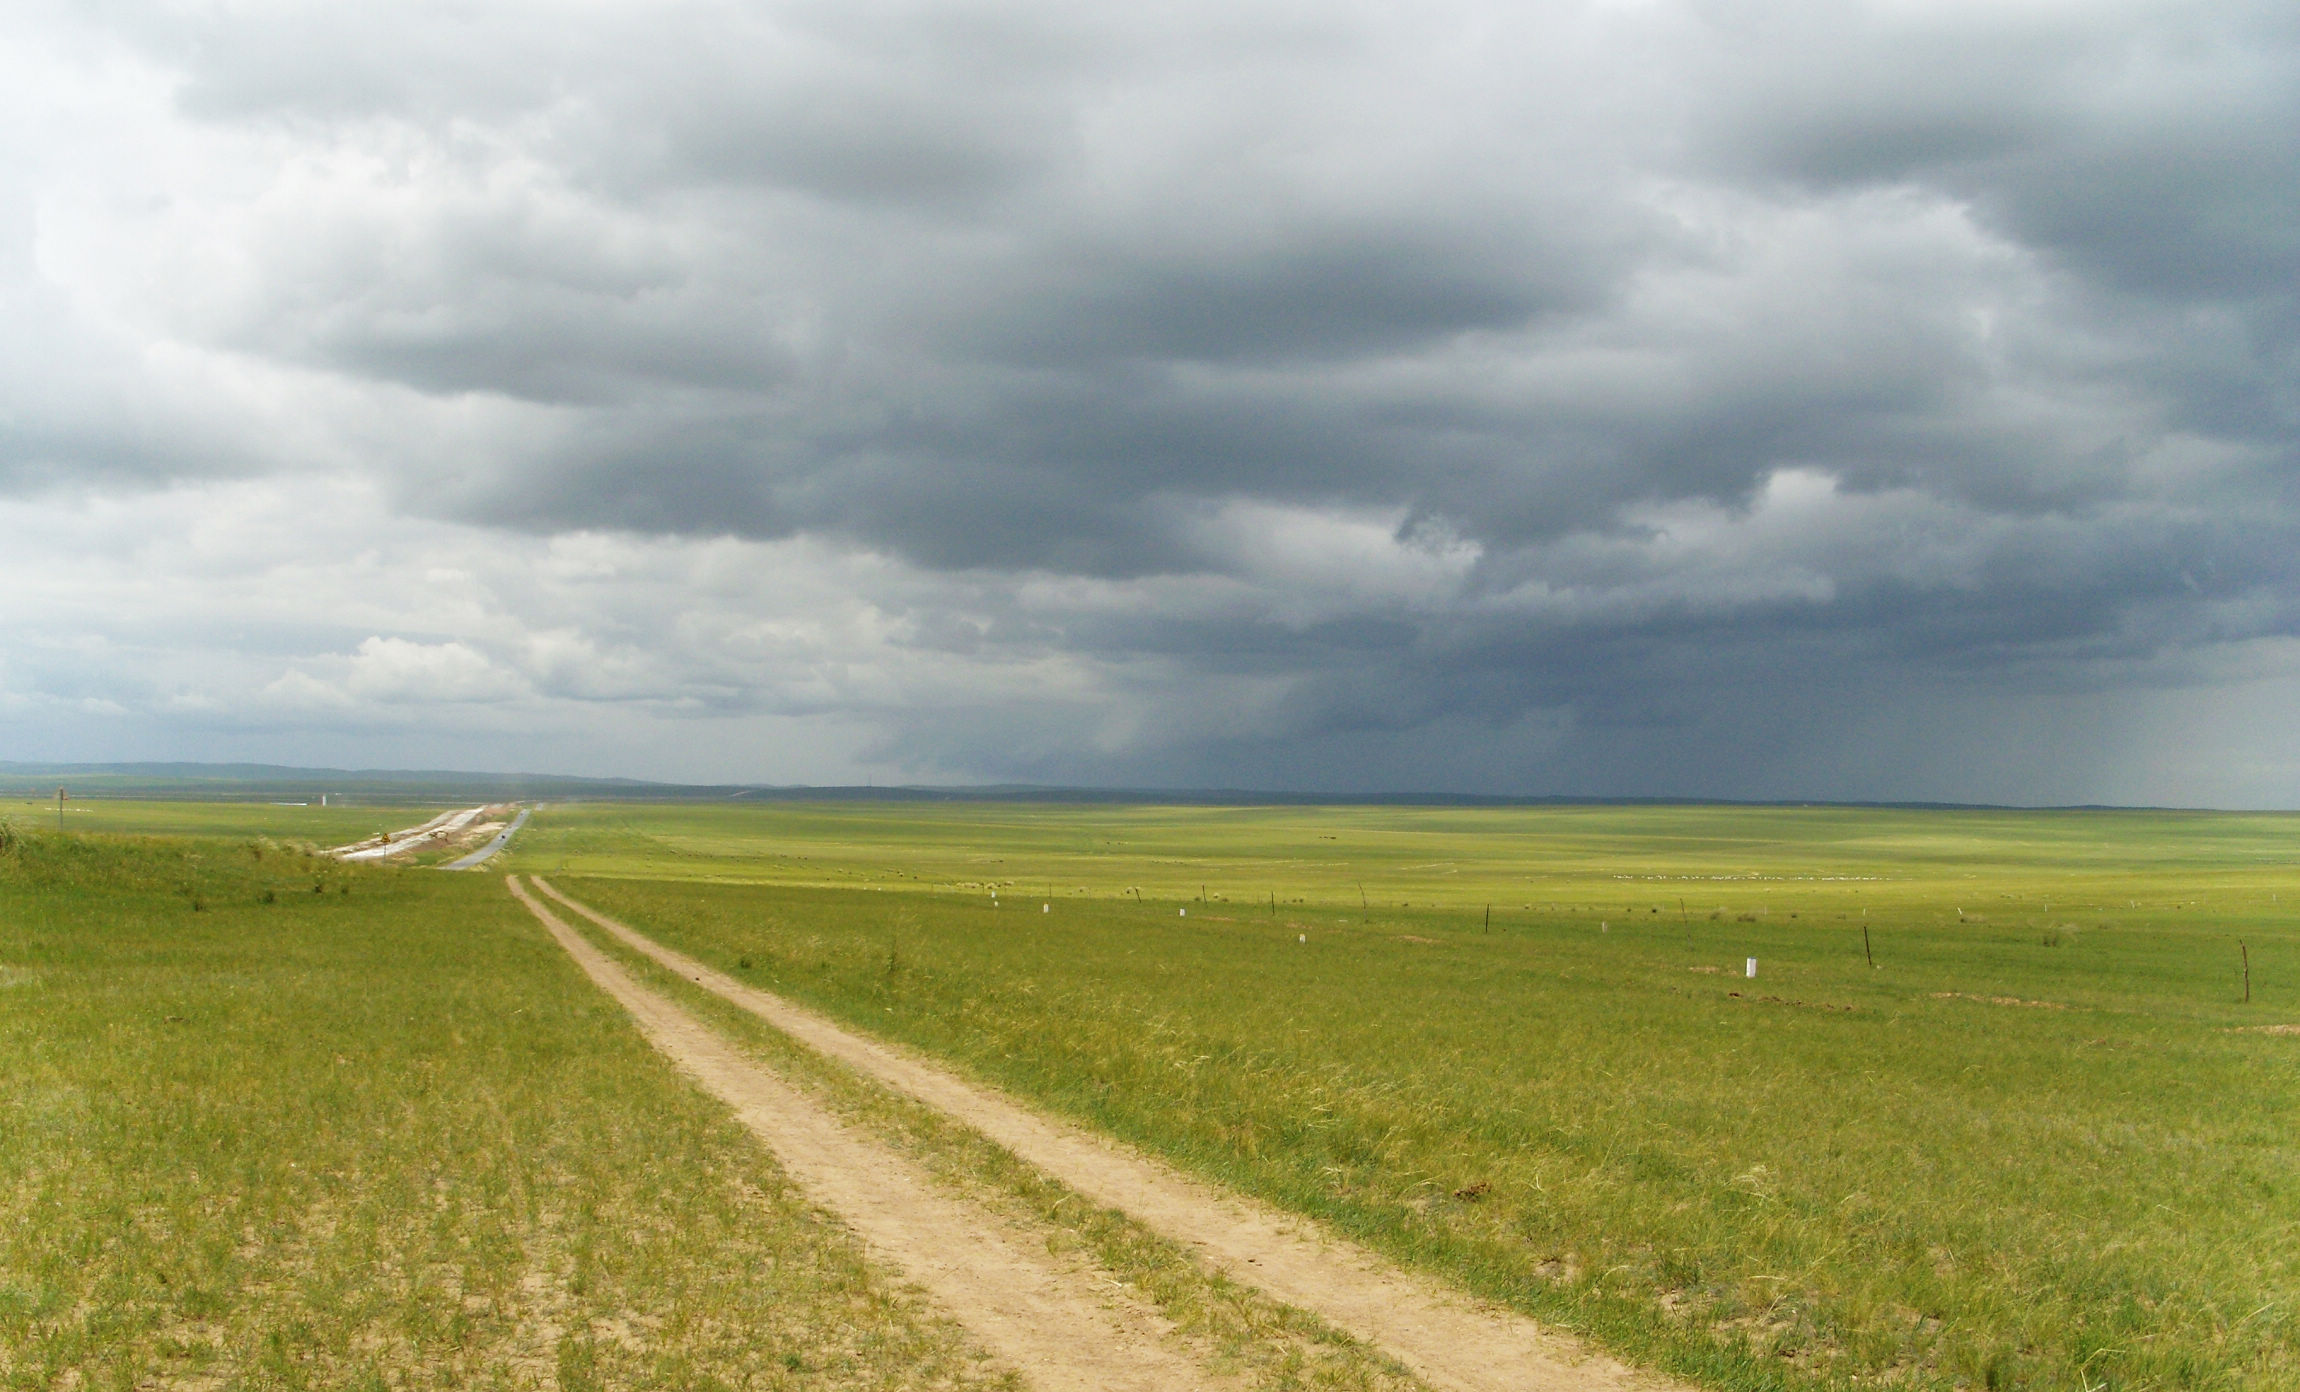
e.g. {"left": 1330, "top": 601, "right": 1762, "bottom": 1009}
{"left": 0, "top": 266, "right": 253, "bottom": 490}
{"left": 5, "top": 0, "right": 2298, "bottom": 799}
{"left": 1692, "top": 3, "right": 2300, "bottom": 300}
{"left": 954, "top": 231, "right": 1582, "bottom": 366}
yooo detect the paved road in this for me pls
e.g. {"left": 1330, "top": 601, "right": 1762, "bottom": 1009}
{"left": 442, "top": 807, "right": 531, "bottom": 870}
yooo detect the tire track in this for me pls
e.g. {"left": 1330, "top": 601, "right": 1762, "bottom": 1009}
{"left": 505, "top": 876, "right": 1219, "bottom": 1392}
{"left": 528, "top": 875, "right": 1686, "bottom": 1392}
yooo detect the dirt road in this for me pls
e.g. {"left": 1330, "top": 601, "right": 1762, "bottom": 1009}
{"left": 528, "top": 874, "right": 1682, "bottom": 1392}
{"left": 505, "top": 876, "right": 1219, "bottom": 1392}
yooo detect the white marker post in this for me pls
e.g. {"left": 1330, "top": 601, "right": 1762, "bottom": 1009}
{"left": 1746, "top": 958, "right": 1758, "bottom": 978}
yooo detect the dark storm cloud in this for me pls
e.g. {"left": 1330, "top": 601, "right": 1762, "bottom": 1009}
{"left": 1692, "top": 2, "right": 2300, "bottom": 291}
{"left": 8, "top": 0, "right": 2299, "bottom": 796}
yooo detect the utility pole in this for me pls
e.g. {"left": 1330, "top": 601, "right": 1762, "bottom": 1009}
{"left": 56, "top": 787, "right": 65, "bottom": 833}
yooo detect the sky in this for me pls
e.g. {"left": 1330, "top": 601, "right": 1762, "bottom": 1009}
{"left": 3, "top": 0, "right": 2297, "bottom": 804}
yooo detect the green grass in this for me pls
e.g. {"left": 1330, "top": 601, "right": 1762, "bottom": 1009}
{"left": 8, "top": 797, "right": 464, "bottom": 851}
{"left": 510, "top": 799, "right": 2300, "bottom": 917}
{"left": 514, "top": 802, "right": 2300, "bottom": 1392}
{"left": 0, "top": 825, "right": 1012, "bottom": 1391}
{"left": 11, "top": 797, "right": 529, "bottom": 869}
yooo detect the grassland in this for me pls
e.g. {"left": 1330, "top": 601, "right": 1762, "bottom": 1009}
{"left": 0, "top": 822, "right": 1012, "bottom": 1391}
{"left": 7, "top": 795, "right": 456, "bottom": 851}
{"left": 516, "top": 801, "right": 2300, "bottom": 1392}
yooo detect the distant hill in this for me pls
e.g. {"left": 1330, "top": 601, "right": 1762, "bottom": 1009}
{"left": 2, "top": 762, "right": 1626, "bottom": 805}
{"left": 0, "top": 761, "right": 2172, "bottom": 810}
{"left": 0, "top": 761, "right": 740, "bottom": 804}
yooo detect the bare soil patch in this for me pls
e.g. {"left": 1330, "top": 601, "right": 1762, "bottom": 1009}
{"left": 1724, "top": 993, "right": 1856, "bottom": 1013}
{"left": 1930, "top": 992, "right": 2068, "bottom": 1010}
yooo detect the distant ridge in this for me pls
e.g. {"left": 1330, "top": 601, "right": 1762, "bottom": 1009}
{"left": 0, "top": 761, "right": 2217, "bottom": 811}
{"left": 729, "top": 785, "right": 2196, "bottom": 812}
{"left": 0, "top": 761, "right": 733, "bottom": 804}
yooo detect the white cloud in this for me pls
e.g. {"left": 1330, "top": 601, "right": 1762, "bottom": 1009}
{"left": 319, "top": 637, "right": 526, "bottom": 705}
